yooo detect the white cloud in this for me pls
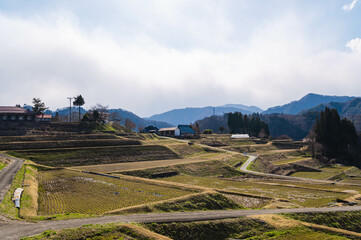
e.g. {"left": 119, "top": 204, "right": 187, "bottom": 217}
{"left": 346, "top": 37, "right": 361, "bottom": 53}
{"left": 0, "top": 5, "right": 361, "bottom": 117}
{"left": 343, "top": 0, "right": 358, "bottom": 11}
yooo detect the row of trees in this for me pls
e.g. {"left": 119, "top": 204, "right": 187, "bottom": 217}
{"left": 305, "top": 107, "right": 361, "bottom": 167}
{"left": 227, "top": 112, "right": 270, "bottom": 138}
{"left": 309, "top": 107, "right": 358, "bottom": 158}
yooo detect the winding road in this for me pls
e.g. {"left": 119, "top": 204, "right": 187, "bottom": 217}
{"left": 0, "top": 153, "right": 24, "bottom": 204}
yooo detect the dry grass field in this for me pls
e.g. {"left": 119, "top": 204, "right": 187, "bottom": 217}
{"left": 162, "top": 175, "right": 353, "bottom": 207}
{"left": 37, "top": 169, "right": 193, "bottom": 215}
{"left": 69, "top": 152, "right": 232, "bottom": 173}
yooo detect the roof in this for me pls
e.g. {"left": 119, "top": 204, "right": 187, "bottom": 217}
{"left": 0, "top": 106, "right": 30, "bottom": 114}
{"left": 159, "top": 127, "right": 179, "bottom": 132}
{"left": 35, "top": 114, "right": 52, "bottom": 119}
{"left": 231, "top": 134, "right": 249, "bottom": 139}
{"left": 178, "top": 125, "right": 196, "bottom": 134}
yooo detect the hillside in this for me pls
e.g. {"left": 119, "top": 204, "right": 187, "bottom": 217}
{"left": 148, "top": 105, "right": 258, "bottom": 126}
{"left": 108, "top": 108, "right": 172, "bottom": 129}
{"left": 301, "top": 98, "right": 361, "bottom": 132}
{"left": 197, "top": 113, "right": 314, "bottom": 140}
{"left": 37, "top": 107, "right": 172, "bottom": 130}
{"left": 263, "top": 93, "right": 355, "bottom": 115}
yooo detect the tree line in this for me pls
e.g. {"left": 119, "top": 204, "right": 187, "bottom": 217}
{"left": 227, "top": 112, "right": 270, "bottom": 137}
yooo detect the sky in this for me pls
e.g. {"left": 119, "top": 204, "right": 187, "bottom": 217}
{"left": 0, "top": 0, "right": 361, "bottom": 117}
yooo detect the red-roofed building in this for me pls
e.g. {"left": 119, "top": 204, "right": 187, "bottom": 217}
{"left": 35, "top": 114, "right": 52, "bottom": 122}
{"left": 0, "top": 106, "right": 35, "bottom": 122}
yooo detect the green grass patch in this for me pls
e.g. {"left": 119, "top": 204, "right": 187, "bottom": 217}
{"left": 286, "top": 211, "right": 361, "bottom": 233}
{"left": 9, "top": 145, "right": 179, "bottom": 167}
{"left": 0, "top": 164, "right": 25, "bottom": 218}
{"left": 0, "top": 161, "right": 7, "bottom": 171}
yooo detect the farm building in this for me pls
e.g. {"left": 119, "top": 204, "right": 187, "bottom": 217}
{"left": 141, "top": 125, "right": 159, "bottom": 133}
{"left": 178, "top": 125, "right": 196, "bottom": 137}
{"left": 158, "top": 127, "right": 180, "bottom": 136}
{"left": 0, "top": 106, "right": 35, "bottom": 122}
{"left": 35, "top": 114, "right": 52, "bottom": 122}
{"left": 231, "top": 134, "right": 250, "bottom": 139}
{"left": 158, "top": 125, "right": 196, "bottom": 137}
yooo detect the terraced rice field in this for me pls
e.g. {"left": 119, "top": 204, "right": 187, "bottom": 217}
{"left": 69, "top": 152, "right": 228, "bottom": 173}
{"left": 162, "top": 175, "right": 352, "bottom": 207}
{"left": 38, "top": 170, "right": 193, "bottom": 215}
{"left": 9, "top": 145, "right": 179, "bottom": 167}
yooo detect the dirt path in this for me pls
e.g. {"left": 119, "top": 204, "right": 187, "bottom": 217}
{"left": 239, "top": 154, "right": 346, "bottom": 184}
{"left": 0, "top": 153, "right": 24, "bottom": 204}
{"left": 2, "top": 205, "right": 361, "bottom": 239}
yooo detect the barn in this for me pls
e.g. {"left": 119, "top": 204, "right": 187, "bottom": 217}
{"left": 158, "top": 127, "right": 180, "bottom": 137}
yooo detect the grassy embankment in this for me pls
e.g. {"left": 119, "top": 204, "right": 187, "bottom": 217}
{"left": 145, "top": 217, "right": 352, "bottom": 240}
{"left": 106, "top": 191, "right": 242, "bottom": 215}
{"left": 0, "top": 163, "right": 39, "bottom": 220}
{"left": 0, "top": 164, "right": 25, "bottom": 218}
{"left": 21, "top": 223, "right": 171, "bottom": 240}
{"left": 0, "top": 161, "right": 7, "bottom": 171}
{"left": 286, "top": 211, "right": 361, "bottom": 233}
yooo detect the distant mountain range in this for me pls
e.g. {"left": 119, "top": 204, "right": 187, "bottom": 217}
{"left": 148, "top": 105, "right": 261, "bottom": 126}
{"left": 22, "top": 93, "right": 361, "bottom": 135}
{"left": 263, "top": 93, "right": 355, "bottom": 115}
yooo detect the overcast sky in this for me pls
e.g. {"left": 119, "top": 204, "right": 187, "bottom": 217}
{"left": 0, "top": 0, "right": 361, "bottom": 117}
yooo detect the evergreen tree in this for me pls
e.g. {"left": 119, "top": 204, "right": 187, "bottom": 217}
{"left": 73, "top": 95, "right": 85, "bottom": 122}
{"left": 32, "top": 98, "right": 48, "bottom": 116}
{"left": 314, "top": 107, "right": 357, "bottom": 158}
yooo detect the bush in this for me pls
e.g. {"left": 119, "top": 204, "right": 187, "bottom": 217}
{"left": 202, "top": 129, "right": 213, "bottom": 134}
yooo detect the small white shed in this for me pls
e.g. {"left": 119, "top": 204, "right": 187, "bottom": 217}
{"left": 231, "top": 134, "right": 250, "bottom": 139}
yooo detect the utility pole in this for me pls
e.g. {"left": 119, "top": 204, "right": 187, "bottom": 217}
{"left": 67, "top": 97, "right": 72, "bottom": 123}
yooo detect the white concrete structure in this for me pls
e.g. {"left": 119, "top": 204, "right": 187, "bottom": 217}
{"left": 231, "top": 134, "right": 250, "bottom": 139}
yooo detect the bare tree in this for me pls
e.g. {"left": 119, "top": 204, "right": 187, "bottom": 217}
{"left": 125, "top": 119, "right": 136, "bottom": 130}
{"left": 304, "top": 130, "right": 323, "bottom": 158}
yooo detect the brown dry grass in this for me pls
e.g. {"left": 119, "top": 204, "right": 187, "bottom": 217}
{"left": 249, "top": 214, "right": 300, "bottom": 228}
{"left": 68, "top": 152, "right": 229, "bottom": 173}
{"left": 105, "top": 191, "right": 216, "bottom": 215}
{"left": 301, "top": 221, "right": 361, "bottom": 239}
{"left": 19, "top": 165, "right": 38, "bottom": 219}
{"left": 121, "top": 224, "right": 172, "bottom": 240}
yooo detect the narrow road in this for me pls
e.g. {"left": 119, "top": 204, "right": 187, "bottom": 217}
{"left": 0, "top": 153, "right": 24, "bottom": 204}
{"left": 2, "top": 205, "right": 361, "bottom": 239}
{"left": 239, "top": 154, "right": 343, "bottom": 184}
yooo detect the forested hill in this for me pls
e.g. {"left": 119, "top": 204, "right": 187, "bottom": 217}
{"left": 300, "top": 98, "right": 361, "bottom": 134}
{"left": 263, "top": 93, "right": 355, "bottom": 115}
{"left": 148, "top": 106, "right": 258, "bottom": 126}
